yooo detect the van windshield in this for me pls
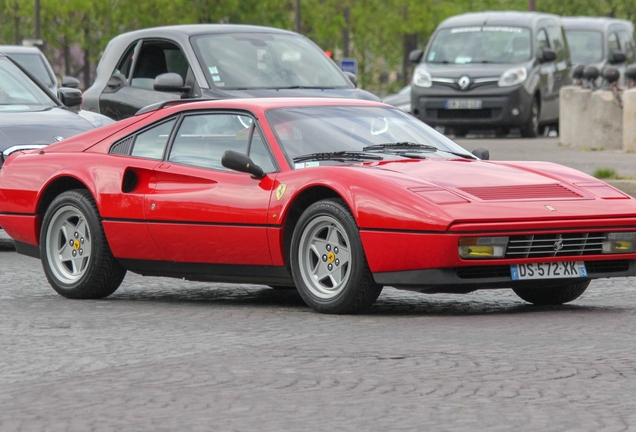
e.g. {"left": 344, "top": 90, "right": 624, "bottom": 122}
{"left": 565, "top": 30, "right": 603, "bottom": 64}
{"left": 427, "top": 26, "right": 532, "bottom": 64}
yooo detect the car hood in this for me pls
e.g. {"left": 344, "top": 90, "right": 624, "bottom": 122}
{"left": 0, "top": 107, "right": 97, "bottom": 152}
{"left": 424, "top": 62, "right": 526, "bottom": 78}
{"left": 202, "top": 87, "right": 380, "bottom": 101}
{"left": 367, "top": 158, "right": 636, "bottom": 224}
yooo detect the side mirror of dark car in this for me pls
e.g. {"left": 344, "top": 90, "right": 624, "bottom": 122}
{"left": 153, "top": 72, "right": 191, "bottom": 93}
{"left": 541, "top": 48, "right": 557, "bottom": 63}
{"left": 409, "top": 49, "right": 423, "bottom": 64}
{"left": 61, "top": 76, "right": 80, "bottom": 88}
{"left": 221, "top": 150, "right": 265, "bottom": 179}
{"left": 471, "top": 147, "right": 490, "bottom": 160}
{"left": 343, "top": 71, "right": 357, "bottom": 87}
{"left": 106, "top": 72, "right": 127, "bottom": 90}
{"left": 57, "top": 87, "right": 82, "bottom": 108}
{"left": 610, "top": 50, "right": 627, "bottom": 64}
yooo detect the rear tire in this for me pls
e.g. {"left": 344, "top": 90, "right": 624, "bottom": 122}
{"left": 513, "top": 280, "right": 590, "bottom": 305}
{"left": 290, "top": 199, "right": 382, "bottom": 314}
{"left": 40, "top": 189, "right": 126, "bottom": 299}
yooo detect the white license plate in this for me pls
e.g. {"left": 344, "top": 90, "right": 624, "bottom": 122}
{"left": 444, "top": 99, "right": 482, "bottom": 109}
{"left": 510, "top": 261, "right": 587, "bottom": 280}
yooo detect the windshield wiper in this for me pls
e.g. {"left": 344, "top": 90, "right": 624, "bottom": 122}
{"left": 363, "top": 142, "right": 476, "bottom": 159}
{"left": 275, "top": 86, "right": 337, "bottom": 90}
{"left": 293, "top": 151, "right": 384, "bottom": 163}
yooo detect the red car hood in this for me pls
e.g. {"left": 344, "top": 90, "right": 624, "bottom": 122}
{"left": 367, "top": 158, "right": 636, "bottom": 227}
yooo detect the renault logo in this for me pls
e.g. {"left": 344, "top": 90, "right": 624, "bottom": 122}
{"left": 458, "top": 76, "right": 471, "bottom": 90}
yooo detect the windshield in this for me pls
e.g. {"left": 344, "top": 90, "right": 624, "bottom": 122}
{"left": 0, "top": 57, "right": 56, "bottom": 111}
{"left": 8, "top": 53, "right": 55, "bottom": 88}
{"left": 266, "top": 106, "right": 472, "bottom": 166}
{"left": 192, "top": 33, "right": 351, "bottom": 90}
{"left": 565, "top": 30, "right": 603, "bottom": 64}
{"left": 427, "top": 26, "right": 532, "bottom": 64}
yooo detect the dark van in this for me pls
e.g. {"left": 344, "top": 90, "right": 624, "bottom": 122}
{"left": 410, "top": 12, "right": 572, "bottom": 137}
{"left": 562, "top": 17, "right": 635, "bottom": 85}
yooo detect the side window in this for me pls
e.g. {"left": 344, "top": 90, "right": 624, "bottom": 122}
{"left": 169, "top": 114, "right": 275, "bottom": 173}
{"left": 546, "top": 26, "right": 565, "bottom": 61}
{"left": 130, "top": 41, "right": 189, "bottom": 89}
{"left": 131, "top": 119, "right": 176, "bottom": 160}
{"left": 618, "top": 30, "right": 635, "bottom": 63}
{"left": 114, "top": 42, "right": 139, "bottom": 81}
{"left": 536, "top": 29, "right": 550, "bottom": 57}
{"left": 608, "top": 32, "right": 620, "bottom": 56}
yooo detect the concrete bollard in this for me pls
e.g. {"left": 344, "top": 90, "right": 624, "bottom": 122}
{"left": 623, "top": 88, "right": 636, "bottom": 152}
{"left": 559, "top": 86, "right": 622, "bottom": 150}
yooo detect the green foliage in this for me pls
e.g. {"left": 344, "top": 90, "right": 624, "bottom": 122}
{"left": 2, "top": 0, "right": 636, "bottom": 91}
{"left": 594, "top": 168, "right": 618, "bottom": 179}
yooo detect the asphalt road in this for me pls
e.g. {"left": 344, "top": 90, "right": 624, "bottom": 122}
{"left": 3, "top": 139, "right": 636, "bottom": 431}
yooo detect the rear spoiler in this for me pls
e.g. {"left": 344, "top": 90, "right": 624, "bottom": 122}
{"left": 0, "top": 145, "right": 47, "bottom": 168}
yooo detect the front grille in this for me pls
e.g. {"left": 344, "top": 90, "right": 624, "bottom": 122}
{"left": 505, "top": 232, "right": 606, "bottom": 258}
{"left": 586, "top": 260, "right": 630, "bottom": 273}
{"left": 437, "top": 108, "right": 492, "bottom": 119}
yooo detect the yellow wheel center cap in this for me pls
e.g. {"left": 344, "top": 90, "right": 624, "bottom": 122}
{"left": 327, "top": 251, "right": 335, "bottom": 263}
{"left": 73, "top": 240, "right": 81, "bottom": 250}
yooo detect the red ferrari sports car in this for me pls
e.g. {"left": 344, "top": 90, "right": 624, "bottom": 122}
{"left": 1, "top": 98, "right": 636, "bottom": 314}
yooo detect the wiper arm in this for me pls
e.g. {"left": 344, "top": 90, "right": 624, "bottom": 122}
{"left": 276, "top": 86, "right": 336, "bottom": 90}
{"left": 363, "top": 142, "right": 476, "bottom": 159}
{"left": 293, "top": 151, "right": 384, "bottom": 163}
{"left": 363, "top": 142, "right": 439, "bottom": 152}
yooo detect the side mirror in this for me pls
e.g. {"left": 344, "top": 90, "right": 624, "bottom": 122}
{"left": 409, "top": 49, "right": 423, "bottom": 64}
{"left": 57, "top": 87, "right": 82, "bottom": 108}
{"left": 106, "top": 72, "right": 127, "bottom": 90}
{"left": 471, "top": 147, "right": 490, "bottom": 160}
{"left": 221, "top": 150, "right": 265, "bottom": 179}
{"left": 153, "top": 72, "right": 191, "bottom": 93}
{"left": 343, "top": 71, "right": 357, "bottom": 87}
{"left": 610, "top": 50, "right": 627, "bottom": 64}
{"left": 541, "top": 48, "right": 557, "bottom": 62}
{"left": 61, "top": 76, "right": 80, "bottom": 88}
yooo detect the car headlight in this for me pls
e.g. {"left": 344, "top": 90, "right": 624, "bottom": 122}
{"left": 412, "top": 65, "right": 432, "bottom": 88}
{"left": 498, "top": 67, "right": 527, "bottom": 87}
{"left": 459, "top": 237, "right": 509, "bottom": 259}
{"left": 602, "top": 232, "right": 636, "bottom": 253}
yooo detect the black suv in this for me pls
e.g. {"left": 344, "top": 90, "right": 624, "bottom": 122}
{"left": 82, "top": 24, "right": 378, "bottom": 120}
{"left": 563, "top": 17, "right": 635, "bottom": 85}
{"left": 410, "top": 11, "right": 572, "bottom": 137}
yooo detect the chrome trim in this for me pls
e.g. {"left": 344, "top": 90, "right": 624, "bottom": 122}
{"left": 2, "top": 145, "right": 47, "bottom": 158}
{"left": 473, "top": 77, "right": 500, "bottom": 83}
{"left": 432, "top": 78, "right": 455, "bottom": 84}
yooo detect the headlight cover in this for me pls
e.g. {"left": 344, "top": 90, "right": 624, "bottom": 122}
{"left": 459, "top": 237, "right": 509, "bottom": 259}
{"left": 412, "top": 64, "right": 432, "bottom": 88}
{"left": 498, "top": 67, "right": 527, "bottom": 87}
{"left": 602, "top": 232, "right": 636, "bottom": 254}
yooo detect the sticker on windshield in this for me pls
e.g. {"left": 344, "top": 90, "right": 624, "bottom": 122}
{"left": 455, "top": 56, "right": 472, "bottom": 64}
{"left": 281, "top": 51, "right": 302, "bottom": 62}
{"left": 295, "top": 162, "right": 320, "bottom": 169}
{"left": 257, "top": 49, "right": 268, "bottom": 70}
{"left": 212, "top": 75, "right": 221, "bottom": 82}
{"left": 208, "top": 66, "right": 219, "bottom": 74}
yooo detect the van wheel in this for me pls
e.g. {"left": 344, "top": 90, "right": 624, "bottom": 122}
{"left": 521, "top": 97, "right": 540, "bottom": 138}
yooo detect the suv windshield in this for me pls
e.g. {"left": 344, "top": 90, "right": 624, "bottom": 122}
{"left": 267, "top": 106, "right": 472, "bottom": 165}
{"left": 565, "top": 30, "right": 603, "bottom": 64}
{"left": 427, "top": 26, "right": 532, "bottom": 64}
{"left": 192, "top": 33, "right": 351, "bottom": 90}
{"left": 0, "top": 57, "right": 56, "bottom": 111}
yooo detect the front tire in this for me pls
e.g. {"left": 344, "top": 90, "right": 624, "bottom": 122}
{"left": 521, "top": 97, "right": 540, "bottom": 138}
{"left": 290, "top": 199, "right": 382, "bottom": 314}
{"left": 40, "top": 189, "right": 126, "bottom": 299}
{"left": 513, "top": 280, "right": 590, "bottom": 305}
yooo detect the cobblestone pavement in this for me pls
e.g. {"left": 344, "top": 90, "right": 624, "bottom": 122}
{"left": 2, "top": 230, "right": 636, "bottom": 431}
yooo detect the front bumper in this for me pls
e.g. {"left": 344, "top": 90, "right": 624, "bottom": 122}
{"left": 411, "top": 82, "right": 533, "bottom": 129}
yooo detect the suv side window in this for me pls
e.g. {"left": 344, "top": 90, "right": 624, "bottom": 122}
{"left": 608, "top": 32, "right": 620, "bottom": 57}
{"left": 130, "top": 41, "right": 189, "bottom": 90}
{"left": 168, "top": 114, "right": 276, "bottom": 173}
{"left": 130, "top": 119, "right": 176, "bottom": 160}
{"left": 618, "top": 30, "right": 635, "bottom": 63}
{"left": 114, "top": 42, "right": 139, "bottom": 81}
{"left": 536, "top": 29, "right": 551, "bottom": 57}
{"left": 546, "top": 26, "right": 565, "bottom": 61}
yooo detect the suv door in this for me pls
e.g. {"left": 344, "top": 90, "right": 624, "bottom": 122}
{"left": 535, "top": 27, "right": 558, "bottom": 122}
{"left": 99, "top": 40, "right": 192, "bottom": 120}
{"left": 546, "top": 25, "right": 571, "bottom": 121}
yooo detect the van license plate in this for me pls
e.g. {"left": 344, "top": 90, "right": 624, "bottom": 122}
{"left": 445, "top": 99, "right": 482, "bottom": 109}
{"left": 511, "top": 261, "right": 587, "bottom": 280}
